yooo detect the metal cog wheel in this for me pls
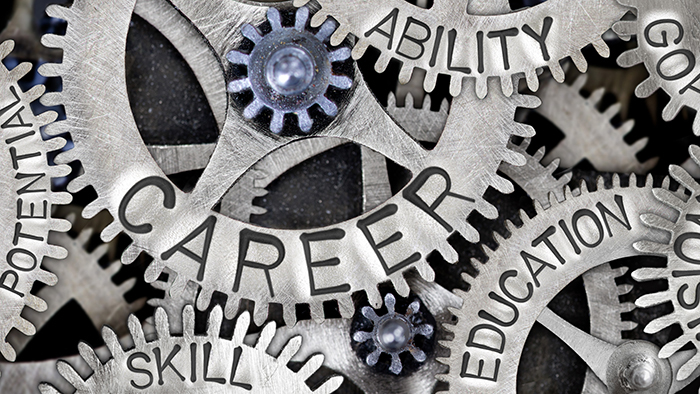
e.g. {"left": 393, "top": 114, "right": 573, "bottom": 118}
{"left": 38, "top": 305, "right": 344, "bottom": 393}
{"left": 6, "top": 219, "right": 146, "bottom": 355}
{"left": 536, "top": 74, "right": 658, "bottom": 173}
{"left": 614, "top": 0, "right": 700, "bottom": 135}
{"left": 438, "top": 175, "right": 699, "bottom": 393}
{"left": 39, "top": 0, "right": 539, "bottom": 326}
{"left": 266, "top": 273, "right": 460, "bottom": 394}
{"left": 633, "top": 144, "right": 700, "bottom": 382}
{"left": 0, "top": 39, "right": 72, "bottom": 362}
{"left": 293, "top": 0, "right": 627, "bottom": 97}
{"left": 226, "top": 7, "right": 352, "bottom": 134}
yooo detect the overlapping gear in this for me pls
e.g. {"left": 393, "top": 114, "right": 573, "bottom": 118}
{"left": 1, "top": 0, "right": 700, "bottom": 393}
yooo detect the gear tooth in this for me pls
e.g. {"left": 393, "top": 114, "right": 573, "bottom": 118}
{"left": 500, "top": 76, "right": 514, "bottom": 97}
{"left": 579, "top": 179, "right": 589, "bottom": 194}
{"left": 338, "top": 297, "right": 354, "bottom": 318}
{"left": 415, "top": 260, "right": 436, "bottom": 282}
{"left": 620, "top": 302, "right": 636, "bottom": 313}
{"left": 405, "top": 92, "right": 415, "bottom": 109}
{"left": 82, "top": 199, "right": 104, "bottom": 220}
{"left": 613, "top": 173, "right": 622, "bottom": 188}
{"left": 641, "top": 213, "right": 676, "bottom": 232}
{"left": 662, "top": 99, "right": 684, "bottom": 122}
{"left": 525, "top": 70, "right": 539, "bottom": 92}
{"left": 549, "top": 62, "right": 565, "bottom": 82}
{"left": 595, "top": 175, "right": 605, "bottom": 190}
{"left": 617, "top": 283, "right": 633, "bottom": 295}
{"left": 8, "top": 62, "right": 32, "bottom": 81}
{"left": 612, "top": 20, "right": 636, "bottom": 39}
{"left": 635, "top": 77, "right": 660, "bottom": 99}
{"left": 0, "top": 40, "right": 15, "bottom": 59}
{"left": 449, "top": 75, "right": 464, "bottom": 97}
{"left": 374, "top": 52, "right": 392, "bottom": 74}
{"left": 56, "top": 360, "right": 85, "bottom": 389}
{"left": 398, "top": 66, "right": 414, "bottom": 85}
{"left": 393, "top": 276, "right": 411, "bottom": 298}
{"left": 570, "top": 50, "right": 588, "bottom": 73}
{"left": 258, "top": 321, "right": 277, "bottom": 350}
{"left": 653, "top": 188, "right": 684, "bottom": 210}
{"left": 532, "top": 145, "right": 546, "bottom": 161}
{"left": 587, "top": 88, "right": 605, "bottom": 107}
{"left": 44, "top": 135, "right": 66, "bottom": 153}
{"left": 128, "top": 314, "right": 147, "bottom": 347}
{"left": 44, "top": 119, "right": 71, "bottom": 137}
{"left": 78, "top": 342, "right": 101, "bottom": 372}
{"left": 423, "top": 70, "right": 439, "bottom": 93}
{"left": 102, "top": 325, "right": 123, "bottom": 357}
{"left": 37, "top": 62, "right": 64, "bottom": 79}
{"left": 475, "top": 77, "right": 488, "bottom": 99}
{"left": 309, "top": 302, "right": 325, "bottom": 323}
{"left": 644, "top": 314, "right": 675, "bottom": 334}
{"left": 677, "top": 352, "right": 700, "bottom": 381}
{"left": 689, "top": 145, "right": 700, "bottom": 167}
{"left": 617, "top": 48, "right": 644, "bottom": 68}
{"left": 40, "top": 34, "right": 65, "bottom": 50}
{"left": 693, "top": 115, "right": 700, "bottom": 137}
{"left": 670, "top": 165, "right": 698, "bottom": 193}
{"left": 67, "top": 173, "right": 91, "bottom": 194}
{"left": 51, "top": 217, "right": 72, "bottom": 233}
{"left": 636, "top": 291, "right": 672, "bottom": 308}
{"left": 422, "top": 94, "right": 432, "bottom": 110}
{"left": 253, "top": 304, "right": 269, "bottom": 326}
{"left": 45, "top": 4, "right": 71, "bottom": 21}
{"left": 504, "top": 219, "right": 518, "bottom": 235}
{"left": 633, "top": 240, "right": 667, "bottom": 256}
{"left": 387, "top": 91, "right": 397, "bottom": 108}
{"left": 23, "top": 84, "right": 47, "bottom": 103}
{"left": 46, "top": 244, "right": 68, "bottom": 261}
{"left": 591, "top": 38, "right": 610, "bottom": 58}
{"left": 604, "top": 103, "right": 622, "bottom": 120}
{"left": 621, "top": 321, "right": 638, "bottom": 331}
{"left": 154, "top": 307, "right": 172, "bottom": 338}
{"left": 25, "top": 293, "right": 48, "bottom": 312}
{"left": 351, "top": 38, "right": 370, "bottom": 60}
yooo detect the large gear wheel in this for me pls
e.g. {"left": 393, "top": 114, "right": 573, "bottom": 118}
{"left": 633, "top": 145, "right": 700, "bottom": 382}
{"left": 614, "top": 0, "right": 700, "bottom": 135}
{"left": 0, "top": 39, "right": 71, "bottom": 362}
{"left": 38, "top": 305, "right": 343, "bottom": 393}
{"left": 294, "top": 0, "right": 627, "bottom": 97}
{"left": 39, "top": 0, "right": 539, "bottom": 326}
{"left": 438, "top": 175, "right": 695, "bottom": 393}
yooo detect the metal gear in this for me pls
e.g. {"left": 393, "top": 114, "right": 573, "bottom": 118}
{"left": 384, "top": 91, "right": 571, "bottom": 208}
{"left": 293, "top": 0, "right": 627, "bottom": 97}
{"left": 40, "top": 0, "right": 539, "bottom": 326}
{"left": 6, "top": 221, "right": 146, "bottom": 355}
{"left": 614, "top": 0, "right": 700, "bottom": 135}
{"left": 38, "top": 305, "right": 344, "bottom": 393}
{"left": 537, "top": 74, "right": 658, "bottom": 173}
{"left": 438, "top": 175, "right": 697, "bottom": 393}
{"left": 633, "top": 145, "right": 700, "bottom": 381}
{"left": 266, "top": 273, "right": 461, "bottom": 394}
{"left": 352, "top": 294, "right": 434, "bottom": 375}
{"left": 226, "top": 7, "right": 352, "bottom": 134}
{"left": 0, "top": 39, "right": 72, "bottom": 362}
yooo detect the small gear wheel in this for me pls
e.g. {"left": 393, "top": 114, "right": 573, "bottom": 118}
{"left": 353, "top": 293, "right": 434, "bottom": 375}
{"left": 227, "top": 7, "right": 352, "bottom": 134}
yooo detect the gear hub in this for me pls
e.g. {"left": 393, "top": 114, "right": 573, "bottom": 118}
{"left": 227, "top": 7, "right": 352, "bottom": 134}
